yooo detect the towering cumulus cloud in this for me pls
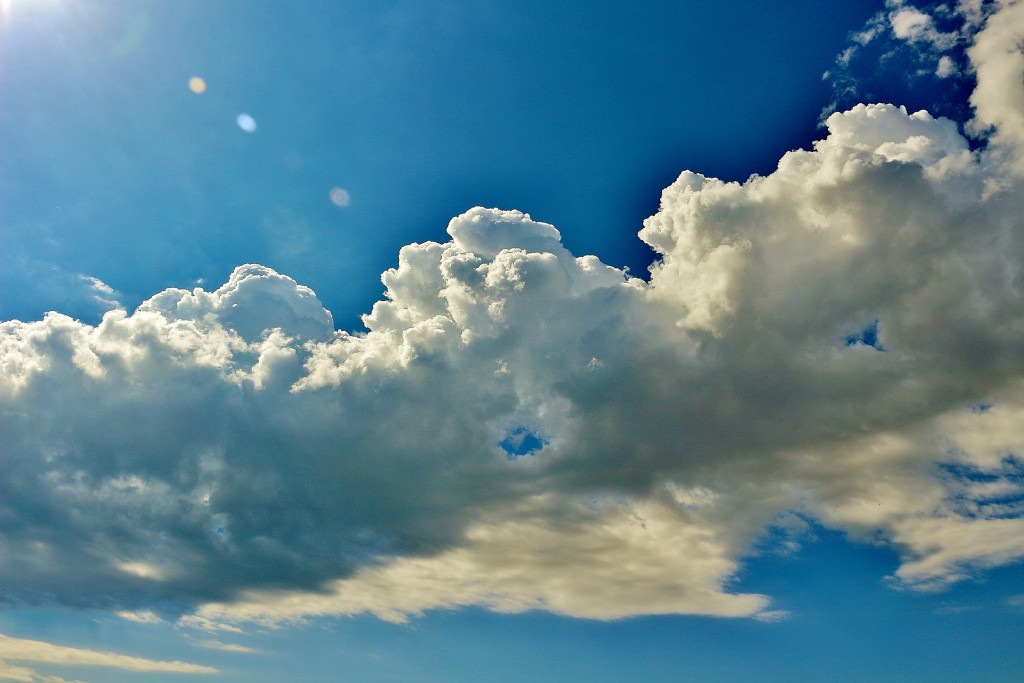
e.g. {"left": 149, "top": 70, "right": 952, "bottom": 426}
{"left": 3, "top": 0, "right": 1024, "bottom": 625}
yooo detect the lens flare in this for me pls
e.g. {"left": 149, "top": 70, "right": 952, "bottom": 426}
{"left": 236, "top": 113, "right": 257, "bottom": 133}
{"left": 329, "top": 187, "right": 351, "bottom": 207}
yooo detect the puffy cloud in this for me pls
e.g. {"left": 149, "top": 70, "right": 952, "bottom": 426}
{"left": 889, "top": 5, "right": 959, "bottom": 50}
{"left": 967, "top": 0, "right": 1024, "bottom": 170}
{"left": 936, "top": 54, "right": 958, "bottom": 77}
{"left": 139, "top": 264, "right": 334, "bottom": 344}
{"left": 2, "top": 0, "right": 1024, "bottom": 627}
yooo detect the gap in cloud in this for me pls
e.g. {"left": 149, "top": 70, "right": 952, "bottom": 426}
{"left": 843, "top": 319, "right": 884, "bottom": 350}
{"left": 939, "top": 457, "right": 1024, "bottom": 520}
{"left": 498, "top": 425, "right": 549, "bottom": 459}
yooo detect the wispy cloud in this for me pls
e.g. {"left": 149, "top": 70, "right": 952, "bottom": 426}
{"left": 1005, "top": 593, "right": 1024, "bottom": 611}
{"left": 0, "top": 659, "right": 84, "bottom": 683}
{"left": 114, "top": 610, "right": 163, "bottom": 625}
{"left": 0, "top": 634, "right": 216, "bottom": 675}
{"left": 192, "top": 640, "right": 259, "bottom": 654}
{"left": 76, "top": 275, "right": 121, "bottom": 312}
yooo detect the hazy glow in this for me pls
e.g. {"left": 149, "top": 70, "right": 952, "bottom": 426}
{"left": 0, "top": 0, "right": 63, "bottom": 21}
{"left": 188, "top": 76, "right": 207, "bottom": 94}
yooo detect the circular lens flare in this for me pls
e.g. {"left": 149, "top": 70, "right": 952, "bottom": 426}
{"left": 236, "top": 113, "right": 257, "bottom": 133}
{"left": 329, "top": 187, "right": 351, "bottom": 207}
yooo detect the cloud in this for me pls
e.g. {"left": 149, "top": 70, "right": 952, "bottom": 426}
{"left": 889, "top": 5, "right": 958, "bottom": 50}
{"left": 0, "top": 254, "right": 122, "bottom": 325}
{"left": 114, "top": 610, "right": 163, "bottom": 624}
{"left": 192, "top": 640, "right": 258, "bottom": 654}
{"left": 2, "top": 0, "right": 1024, "bottom": 627}
{"left": 0, "top": 634, "right": 216, "bottom": 675}
{"left": 967, "top": 0, "right": 1024, "bottom": 169}
{"left": 936, "top": 54, "right": 958, "bottom": 77}
{"left": 190, "top": 495, "right": 770, "bottom": 626}
{"left": 76, "top": 276, "right": 120, "bottom": 312}
{"left": 0, "top": 659, "right": 82, "bottom": 683}
{"left": 821, "top": 0, "right": 995, "bottom": 121}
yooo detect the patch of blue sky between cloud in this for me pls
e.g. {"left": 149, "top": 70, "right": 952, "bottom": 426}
{"left": 940, "top": 457, "right": 1024, "bottom": 520}
{"left": 498, "top": 425, "right": 549, "bottom": 459}
{"left": 843, "top": 319, "right": 884, "bottom": 350}
{"left": 822, "top": 0, "right": 986, "bottom": 125}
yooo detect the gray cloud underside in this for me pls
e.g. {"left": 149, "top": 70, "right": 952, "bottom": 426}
{"left": 2, "top": 0, "right": 1024, "bottom": 623}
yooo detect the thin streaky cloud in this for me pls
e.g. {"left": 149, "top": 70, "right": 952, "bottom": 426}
{"left": 0, "top": 634, "right": 217, "bottom": 674}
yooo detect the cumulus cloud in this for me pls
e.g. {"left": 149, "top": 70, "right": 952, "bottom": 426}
{"left": 2, "top": 0, "right": 1024, "bottom": 627}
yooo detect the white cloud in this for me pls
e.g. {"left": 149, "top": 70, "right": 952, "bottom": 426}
{"left": 76, "top": 275, "right": 121, "bottom": 312}
{"left": 115, "top": 610, "right": 163, "bottom": 625}
{"left": 192, "top": 640, "right": 258, "bottom": 654}
{"left": 1, "top": 0, "right": 1024, "bottom": 627}
{"left": 823, "top": 0, "right": 1001, "bottom": 118}
{"left": 956, "top": 0, "right": 993, "bottom": 29}
{"left": 190, "top": 495, "right": 770, "bottom": 625}
{"left": 889, "top": 6, "right": 959, "bottom": 50}
{"left": 967, "top": 0, "right": 1024, "bottom": 170}
{"left": 0, "top": 659, "right": 82, "bottom": 683}
{"left": 936, "top": 54, "right": 958, "bottom": 77}
{"left": 0, "top": 634, "right": 216, "bottom": 674}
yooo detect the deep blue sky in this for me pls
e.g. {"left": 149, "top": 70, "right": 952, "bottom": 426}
{"left": 2, "top": 0, "right": 879, "bottom": 330}
{"left": 3, "top": 1, "right": 1024, "bottom": 682}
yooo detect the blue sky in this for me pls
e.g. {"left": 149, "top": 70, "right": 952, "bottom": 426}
{"left": 0, "top": 0, "right": 879, "bottom": 329}
{"left": 3, "top": 1, "right": 1024, "bottom": 681}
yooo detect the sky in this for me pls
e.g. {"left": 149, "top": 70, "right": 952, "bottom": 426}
{"left": 2, "top": 0, "right": 1024, "bottom": 681}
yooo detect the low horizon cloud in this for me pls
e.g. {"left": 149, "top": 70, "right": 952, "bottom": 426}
{"left": 3, "top": 0, "right": 1024, "bottom": 633}
{"left": 0, "top": 633, "right": 218, "bottom": 682}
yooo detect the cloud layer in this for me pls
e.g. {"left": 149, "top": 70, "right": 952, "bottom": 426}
{"left": 2, "top": 0, "right": 1024, "bottom": 625}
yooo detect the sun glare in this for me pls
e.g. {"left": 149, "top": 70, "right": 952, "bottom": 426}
{"left": 0, "top": 0, "right": 64, "bottom": 21}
